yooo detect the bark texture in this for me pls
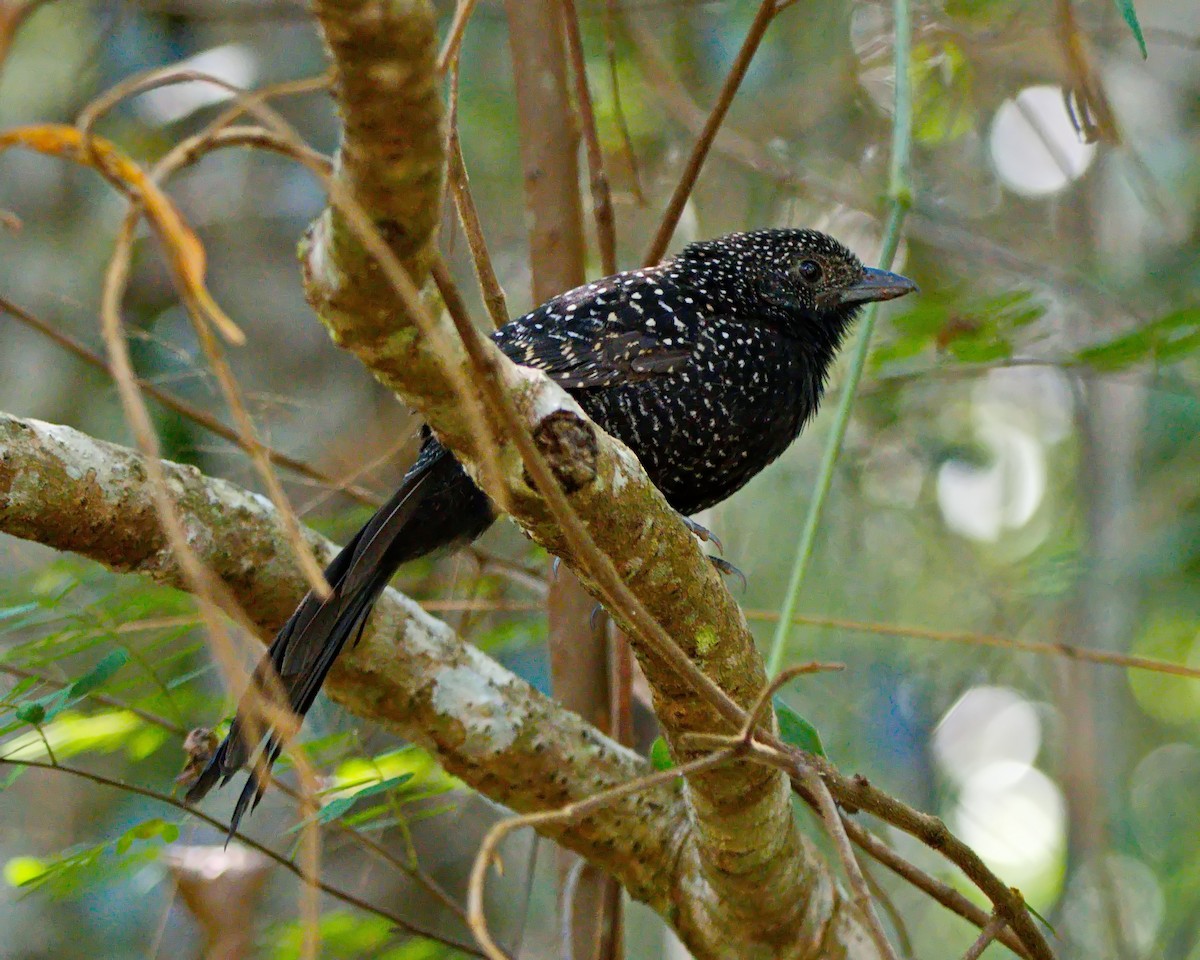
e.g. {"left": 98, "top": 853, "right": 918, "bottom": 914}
{"left": 294, "top": 0, "right": 874, "bottom": 955}
{"left": 0, "top": 0, "right": 885, "bottom": 955}
{"left": 0, "top": 412, "right": 676, "bottom": 900}
{"left": 0, "top": 407, "right": 878, "bottom": 957}
{"left": 501, "top": 4, "right": 618, "bottom": 956}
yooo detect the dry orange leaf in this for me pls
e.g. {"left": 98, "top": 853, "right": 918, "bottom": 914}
{"left": 0, "top": 124, "right": 245, "bottom": 345}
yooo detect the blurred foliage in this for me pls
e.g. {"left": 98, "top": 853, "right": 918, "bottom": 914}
{"left": 266, "top": 911, "right": 470, "bottom": 960}
{"left": 874, "top": 288, "right": 1047, "bottom": 367}
{"left": 4, "top": 818, "right": 178, "bottom": 901}
{"left": 0, "top": 0, "right": 1198, "bottom": 957}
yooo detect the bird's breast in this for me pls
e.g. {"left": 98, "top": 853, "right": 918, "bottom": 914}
{"left": 575, "top": 321, "right": 815, "bottom": 514}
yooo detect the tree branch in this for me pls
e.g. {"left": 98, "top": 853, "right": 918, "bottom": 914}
{"left": 297, "top": 2, "right": 872, "bottom": 955}
{"left": 0, "top": 411, "right": 678, "bottom": 896}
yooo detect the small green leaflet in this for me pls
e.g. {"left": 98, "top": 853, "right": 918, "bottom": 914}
{"left": 649, "top": 737, "right": 674, "bottom": 771}
{"left": 1114, "top": 0, "right": 1147, "bottom": 58}
{"left": 12, "top": 649, "right": 129, "bottom": 725}
{"left": 4, "top": 816, "right": 178, "bottom": 897}
{"left": 14, "top": 703, "right": 45, "bottom": 725}
{"left": 68, "top": 650, "right": 129, "bottom": 698}
{"left": 773, "top": 698, "right": 826, "bottom": 758}
{"left": 288, "top": 774, "right": 414, "bottom": 831}
{"left": 1077, "top": 306, "right": 1200, "bottom": 370}
{"left": 1027, "top": 900, "right": 1059, "bottom": 938}
{"left": 114, "top": 818, "right": 179, "bottom": 854}
{"left": 0, "top": 602, "right": 39, "bottom": 625}
{"left": 648, "top": 702, "right": 824, "bottom": 769}
{"left": 318, "top": 774, "right": 411, "bottom": 823}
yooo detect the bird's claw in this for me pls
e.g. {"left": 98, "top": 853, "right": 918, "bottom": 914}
{"left": 680, "top": 515, "right": 724, "bottom": 554}
{"left": 708, "top": 556, "right": 747, "bottom": 591}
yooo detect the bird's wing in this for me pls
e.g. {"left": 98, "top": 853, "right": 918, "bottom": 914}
{"left": 492, "top": 270, "right": 705, "bottom": 389}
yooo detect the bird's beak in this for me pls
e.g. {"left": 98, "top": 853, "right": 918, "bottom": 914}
{"left": 829, "top": 267, "right": 919, "bottom": 307}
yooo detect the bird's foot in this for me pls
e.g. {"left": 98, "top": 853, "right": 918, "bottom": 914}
{"left": 708, "top": 556, "right": 747, "bottom": 591}
{"left": 680, "top": 515, "right": 724, "bottom": 554}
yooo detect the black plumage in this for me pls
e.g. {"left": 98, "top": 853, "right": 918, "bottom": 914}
{"left": 185, "top": 228, "right": 916, "bottom": 828}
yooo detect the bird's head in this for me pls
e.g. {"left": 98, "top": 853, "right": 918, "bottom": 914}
{"left": 675, "top": 228, "right": 917, "bottom": 343}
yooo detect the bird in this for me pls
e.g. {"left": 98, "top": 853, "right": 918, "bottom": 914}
{"left": 184, "top": 228, "right": 917, "bottom": 829}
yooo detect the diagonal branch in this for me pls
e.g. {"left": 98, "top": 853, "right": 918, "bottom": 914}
{"left": 0, "top": 410, "right": 882, "bottom": 957}
{"left": 298, "top": 1, "right": 867, "bottom": 955}
{"left": 0, "top": 411, "right": 674, "bottom": 902}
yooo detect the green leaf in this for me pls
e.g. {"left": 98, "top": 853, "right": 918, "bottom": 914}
{"left": 0, "top": 602, "right": 40, "bottom": 625}
{"left": 947, "top": 337, "right": 1012, "bottom": 363}
{"left": 267, "top": 911, "right": 395, "bottom": 960}
{"left": 317, "top": 774, "right": 412, "bottom": 823}
{"left": 117, "top": 818, "right": 180, "bottom": 853}
{"left": 649, "top": 736, "right": 675, "bottom": 771}
{"left": 325, "top": 745, "right": 456, "bottom": 795}
{"left": 2, "top": 709, "right": 147, "bottom": 761}
{"left": 874, "top": 288, "right": 1044, "bottom": 372}
{"left": 911, "top": 40, "right": 975, "bottom": 146}
{"left": 68, "top": 649, "right": 129, "bottom": 698}
{"left": 6, "top": 651, "right": 132, "bottom": 730}
{"left": 285, "top": 774, "right": 415, "bottom": 833}
{"left": 1113, "top": 0, "right": 1148, "bottom": 58}
{"left": 1027, "top": 900, "right": 1059, "bottom": 937}
{"left": 1077, "top": 306, "right": 1200, "bottom": 370}
{"left": 15, "top": 702, "right": 45, "bottom": 725}
{"left": 403, "top": 802, "right": 458, "bottom": 826}
{"left": 773, "top": 699, "right": 826, "bottom": 757}
{"left": 4, "top": 817, "right": 177, "bottom": 900}
{"left": 4, "top": 676, "right": 39, "bottom": 701}
{"left": 4, "top": 856, "right": 47, "bottom": 887}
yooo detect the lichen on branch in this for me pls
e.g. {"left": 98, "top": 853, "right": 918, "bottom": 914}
{"left": 295, "top": 0, "right": 874, "bottom": 955}
{"left": 0, "top": 410, "right": 683, "bottom": 905}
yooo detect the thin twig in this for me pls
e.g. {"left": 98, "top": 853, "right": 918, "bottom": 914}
{"left": 773, "top": 745, "right": 1054, "bottom": 960}
{"left": 0, "top": 755, "right": 479, "bottom": 954}
{"left": 270, "top": 779, "right": 469, "bottom": 926}
{"left": 601, "top": 0, "right": 645, "bottom": 204}
{"left": 0, "top": 0, "right": 57, "bottom": 79}
{"left": 445, "top": 56, "right": 510, "bottom": 329}
{"left": 1053, "top": 0, "right": 1119, "bottom": 143}
{"left": 860, "top": 859, "right": 914, "bottom": 959}
{"left": 436, "top": 0, "right": 482, "bottom": 73}
{"left": 799, "top": 768, "right": 900, "bottom": 960}
{"left": 840, "top": 818, "right": 1033, "bottom": 960}
{"left": 467, "top": 749, "right": 737, "bottom": 960}
{"left": 99, "top": 205, "right": 324, "bottom": 954}
{"left": 560, "top": 856, "right": 587, "bottom": 960}
{"left": 0, "top": 294, "right": 379, "bottom": 506}
{"left": 764, "top": 0, "right": 914, "bottom": 677}
{"left": 640, "top": 0, "right": 791, "bottom": 265}
{"left": 562, "top": 0, "right": 618, "bottom": 275}
{"left": 962, "top": 913, "right": 1007, "bottom": 960}
{"left": 399, "top": 595, "right": 1200, "bottom": 683}
{"left": 100, "top": 73, "right": 338, "bottom": 600}
{"left": 73, "top": 69, "right": 338, "bottom": 939}
{"left": 752, "top": 609, "right": 1200, "bottom": 682}
{"left": 0, "top": 661, "right": 189, "bottom": 737}
{"left": 167, "top": 124, "right": 333, "bottom": 176}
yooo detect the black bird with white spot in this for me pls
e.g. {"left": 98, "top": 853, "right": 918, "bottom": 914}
{"left": 186, "top": 228, "right": 917, "bottom": 827}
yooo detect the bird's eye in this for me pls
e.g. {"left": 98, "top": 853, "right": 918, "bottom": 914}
{"left": 797, "top": 259, "right": 823, "bottom": 283}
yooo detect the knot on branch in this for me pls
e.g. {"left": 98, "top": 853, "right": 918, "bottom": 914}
{"left": 529, "top": 410, "right": 598, "bottom": 495}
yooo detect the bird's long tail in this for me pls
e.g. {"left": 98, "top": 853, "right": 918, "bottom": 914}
{"left": 185, "top": 440, "right": 493, "bottom": 832}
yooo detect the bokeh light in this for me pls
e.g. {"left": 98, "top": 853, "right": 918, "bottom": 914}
{"left": 989, "top": 85, "right": 1098, "bottom": 197}
{"left": 935, "top": 687, "right": 1065, "bottom": 901}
